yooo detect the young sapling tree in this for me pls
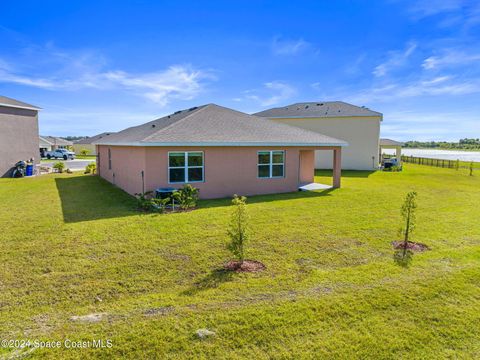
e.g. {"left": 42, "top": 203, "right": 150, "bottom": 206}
{"left": 227, "top": 195, "right": 248, "bottom": 263}
{"left": 399, "top": 191, "right": 417, "bottom": 259}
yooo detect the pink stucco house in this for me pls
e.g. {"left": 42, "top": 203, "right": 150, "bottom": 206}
{"left": 95, "top": 104, "right": 347, "bottom": 199}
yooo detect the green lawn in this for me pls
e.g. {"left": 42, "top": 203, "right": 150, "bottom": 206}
{"left": 1, "top": 165, "right": 480, "bottom": 359}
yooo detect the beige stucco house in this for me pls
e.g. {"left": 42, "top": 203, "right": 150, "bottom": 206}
{"left": 95, "top": 104, "right": 347, "bottom": 199}
{"left": 254, "top": 102, "right": 382, "bottom": 170}
{"left": 0, "top": 96, "right": 40, "bottom": 177}
{"left": 72, "top": 132, "right": 115, "bottom": 155}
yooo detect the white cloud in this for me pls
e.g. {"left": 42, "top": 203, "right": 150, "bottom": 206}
{"left": 103, "top": 66, "right": 211, "bottom": 106}
{"left": 407, "top": 0, "right": 464, "bottom": 18}
{"left": 423, "top": 50, "right": 480, "bottom": 69}
{"left": 0, "top": 45, "right": 214, "bottom": 106}
{"left": 245, "top": 81, "right": 297, "bottom": 106}
{"left": 373, "top": 42, "right": 417, "bottom": 77}
{"left": 381, "top": 110, "right": 480, "bottom": 141}
{"left": 272, "top": 37, "right": 310, "bottom": 55}
{"left": 39, "top": 109, "right": 159, "bottom": 136}
{"left": 404, "top": 0, "right": 480, "bottom": 29}
{"left": 347, "top": 75, "right": 480, "bottom": 104}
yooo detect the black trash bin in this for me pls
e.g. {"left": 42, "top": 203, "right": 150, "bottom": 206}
{"left": 155, "top": 187, "right": 177, "bottom": 199}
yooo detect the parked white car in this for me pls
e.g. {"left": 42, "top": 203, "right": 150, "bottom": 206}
{"left": 45, "top": 149, "right": 76, "bottom": 160}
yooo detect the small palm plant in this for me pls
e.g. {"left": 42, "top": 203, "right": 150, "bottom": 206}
{"left": 227, "top": 195, "right": 248, "bottom": 263}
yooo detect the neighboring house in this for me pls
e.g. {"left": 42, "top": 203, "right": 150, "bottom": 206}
{"left": 254, "top": 101, "right": 382, "bottom": 170}
{"left": 39, "top": 136, "right": 53, "bottom": 152}
{"left": 95, "top": 104, "right": 347, "bottom": 199}
{"left": 39, "top": 136, "right": 73, "bottom": 157}
{"left": 72, "top": 132, "right": 115, "bottom": 155}
{"left": 0, "top": 96, "right": 41, "bottom": 177}
{"left": 41, "top": 136, "right": 72, "bottom": 149}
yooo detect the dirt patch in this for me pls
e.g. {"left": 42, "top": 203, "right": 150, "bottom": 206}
{"left": 70, "top": 313, "right": 108, "bottom": 323}
{"left": 143, "top": 306, "right": 174, "bottom": 316}
{"left": 224, "top": 260, "right": 266, "bottom": 272}
{"left": 392, "top": 241, "right": 430, "bottom": 252}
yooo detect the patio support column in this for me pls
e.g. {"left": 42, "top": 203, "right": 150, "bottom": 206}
{"left": 396, "top": 146, "right": 402, "bottom": 165}
{"left": 333, "top": 147, "right": 342, "bottom": 188}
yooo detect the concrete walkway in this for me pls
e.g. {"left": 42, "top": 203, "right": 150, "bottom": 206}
{"left": 298, "top": 183, "right": 332, "bottom": 191}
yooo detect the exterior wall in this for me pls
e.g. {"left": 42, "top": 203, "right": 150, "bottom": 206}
{"left": 72, "top": 143, "right": 96, "bottom": 155}
{"left": 97, "top": 145, "right": 338, "bottom": 199}
{"left": 0, "top": 106, "right": 39, "bottom": 177}
{"left": 299, "top": 150, "right": 315, "bottom": 184}
{"left": 97, "top": 145, "right": 146, "bottom": 196}
{"left": 270, "top": 116, "right": 381, "bottom": 170}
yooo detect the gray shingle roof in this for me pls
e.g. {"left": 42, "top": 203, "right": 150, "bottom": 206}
{"left": 0, "top": 95, "right": 41, "bottom": 110}
{"left": 96, "top": 104, "right": 348, "bottom": 147}
{"left": 74, "top": 132, "right": 116, "bottom": 145}
{"left": 40, "top": 136, "right": 73, "bottom": 146}
{"left": 380, "top": 138, "right": 404, "bottom": 146}
{"left": 253, "top": 101, "right": 381, "bottom": 118}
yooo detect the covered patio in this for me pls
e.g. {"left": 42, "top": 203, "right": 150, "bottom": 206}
{"left": 379, "top": 138, "right": 404, "bottom": 166}
{"left": 298, "top": 146, "right": 342, "bottom": 191}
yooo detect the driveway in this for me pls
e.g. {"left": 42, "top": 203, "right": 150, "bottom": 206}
{"left": 41, "top": 159, "right": 95, "bottom": 171}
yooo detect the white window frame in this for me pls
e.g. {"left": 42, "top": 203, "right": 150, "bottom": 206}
{"left": 168, "top": 151, "right": 204, "bottom": 184}
{"left": 257, "top": 150, "right": 285, "bottom": 179}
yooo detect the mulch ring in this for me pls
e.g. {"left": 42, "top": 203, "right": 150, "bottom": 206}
{"left": 224, "top": 260, "right": 266, "bottom": 272}
{"left": 392, "top": 241, "right": 430, "bottom": 252}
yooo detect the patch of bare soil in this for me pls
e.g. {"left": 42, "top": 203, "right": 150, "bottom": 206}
{"left": 224, "top": 260, "right": 266, "bottom": 272}
{"left": 392, "top": 241, "right": 430, "bottom": 252}
{"left": 143, "top": 306, "right": 174, "bottom": 316}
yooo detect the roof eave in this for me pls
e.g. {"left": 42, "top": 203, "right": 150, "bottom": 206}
{"left": 95, "top": 141, "right": 349, "bottom": 147}
{"left": 0, "top": 102, "right": 42, "bottom": 111}
{"left": 260, "top": 114, "right": 382, "bottom": 119}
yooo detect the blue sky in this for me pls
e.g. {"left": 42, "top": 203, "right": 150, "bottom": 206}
{"left": 1, "top": 0, "right": 479, "bottom": 140}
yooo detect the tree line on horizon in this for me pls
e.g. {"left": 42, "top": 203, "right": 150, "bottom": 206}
{"left": 404, "top": 138, "right": 480, "bottom": 150}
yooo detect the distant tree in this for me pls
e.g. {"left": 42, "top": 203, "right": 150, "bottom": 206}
{"left": 227, "top": 195, "right": 249, "bottom": 262}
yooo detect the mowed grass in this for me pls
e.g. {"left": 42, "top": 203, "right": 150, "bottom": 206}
{"left": 1, "top": 165, "right": 480, "bottom": 359}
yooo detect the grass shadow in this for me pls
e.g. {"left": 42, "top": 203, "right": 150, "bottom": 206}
{"left": 315, "top": 169, "right": 376, "bottom": 178}
{"left": 393, "top": 249, "right": 414, "bottom": 268}
{"left": 198, "top": 187, "right": 336, "bottom": 210}
{"left": 55, "top": 175, "right": 137, "bottom": 223}
{"left": 181, "top": 268, "right": 235, "bottom": 296}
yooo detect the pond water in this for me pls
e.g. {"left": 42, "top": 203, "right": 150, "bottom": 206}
{"left": 382, "top": 148, "right": 480, "bottom": 162}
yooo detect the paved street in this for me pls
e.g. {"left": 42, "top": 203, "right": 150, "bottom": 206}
{"left": 41, "top": 159, "right": 95, "bottom": 171}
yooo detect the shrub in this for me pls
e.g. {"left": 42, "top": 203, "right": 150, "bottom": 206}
{"left": 227, "top": 195, "right": 249, "bottom": 262}
{"left": 84, "top": 163, "right": 96, "bottom": 174}
{"left": 384, "top": 165, "right": 401, "bottom": 172}
{"left": 135, "top": 192, "right": 170, "bottom": 213}
{"left": 53, "top": 162, "right": 65, "bottom": 173}
{"left": 172, "top": 184, "right": 199, "bottom": 210}
{"left": 80, "top": 149, "right": 90, "bottom": 156}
